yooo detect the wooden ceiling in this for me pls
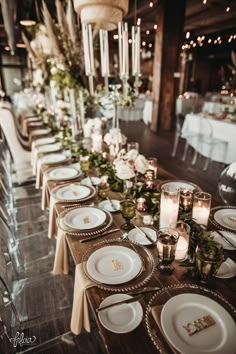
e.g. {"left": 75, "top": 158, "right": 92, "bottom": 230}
{"left": 0, "top": 0, "right": 235, "bottom": 51}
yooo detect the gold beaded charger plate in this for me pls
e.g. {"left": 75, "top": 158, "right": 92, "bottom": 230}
{"left": 144, "top": 283, "right": 236, "bottom": 354}
{"left": 64, "top": 206, "right": 107, "bottom": 230}
{"left": 209, "top": 206, "right": 236, "bottom": 234}
{"left": 52, "top": 183, "right": 96, "bottom": 202}
{"left": 158, "top": 180, "right": 202, "bottom": 192}
{"left": 45, "top": 166, "right": 82, "bottom": 181}
{"left": 82, "top": 238, "right": 156, "bottom": 292}
{"left": 56, "top": 206, "right": 113, "bottom": 237}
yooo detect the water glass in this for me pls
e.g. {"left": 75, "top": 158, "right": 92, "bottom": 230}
{"left": 196, "top": 240, "right": 224, "bottom": 282}
{"left": 156, "top": 228, "right": 179, "bottom": 271}
{"left": 127, "top": 142, "right": 139, "bottom": 153}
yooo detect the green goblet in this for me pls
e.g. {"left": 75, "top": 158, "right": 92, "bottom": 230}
{"left": 80, "top": 156, "right": 90, "bottom": 177}
{"left": 120, "top": 199, "right": 136, "bottom": 230}
{"left": 97, "top": 182, "right": 110, "bottom": 200}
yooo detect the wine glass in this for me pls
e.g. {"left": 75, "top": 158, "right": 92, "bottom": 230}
{"left": 80, "top": 155, "right": 90, "bottom": 176}
{"left": 127, "top": 142, "right": 139, "bottom": 153}
{"left": 156, "top": 228, "right": 179, "bottom": 272}
{"left": 120, "top": 199, "right": 136, "bottom": 230}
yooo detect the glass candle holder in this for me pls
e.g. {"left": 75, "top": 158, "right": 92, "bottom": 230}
{"left": 120, "top": 199, "right": 136, "bottom": 230}
{"left": 192, "top": 192, "right": 211, "bottom": 228}
{"left": 143, "top": 215, "right": 153, "bottom": 225}
{"left": 196, "top": 240, "right": 224, "bottom": 282}
{"left": 80, "top": 155, "right": 90, "bottom": 176}
{"left": 127, "top": 142, "right": 139, "bottom": 153}
{"left": 156, "top": 228, "right": 179, "bottom": 271}
{"left": 136, "top": 197, "right": 146, "bottom": 212}
{"left": 159, "top": 186, "right": 180, "bottom": 228}
{"left": 97, "top": 182, "right": 110, "bottom": 200}
{"left": 173, "top": 221, "right": 190, "bottom": 261}
{"left": 180, "top": 189, "right": 193, "bottom": 212}
{"left": 147, "top": 157, "right": 157, "bottom": 179}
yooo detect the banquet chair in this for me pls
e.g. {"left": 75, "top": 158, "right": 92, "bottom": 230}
{"left": 191, "top": 116, "right": 228, "bottom": 171}
{"left": 172, "top": 114, "right": 199, "bottom": 159}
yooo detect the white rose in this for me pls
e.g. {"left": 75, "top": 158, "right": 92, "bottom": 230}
{"left": 50, "top": 67, "right": 57, "bottom": 75}
{"left": 135, "top": 155, "right": 149, "bottom": 174}
{"left": 56, "top": 63, "right": 65, "bottom": 71}
{"left": 127, "top": 149, "right": 139, "bottom": 161}
{"left": 116, "top": 161, "right": 135, "bottom": 180}
{"left": 104, "top": 132, "right": 112, "bottom": 145}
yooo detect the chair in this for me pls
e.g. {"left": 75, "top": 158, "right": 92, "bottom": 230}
{"left": 191, "top": 116, "right": 228, "bottom": 171}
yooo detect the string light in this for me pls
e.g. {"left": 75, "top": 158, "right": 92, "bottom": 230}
{"left": 146, "top": 30, "right": 150, "bottom": 35}
{"left": 181, "top": 32, "right": 236, "bottom": 51}
{"left": 186, "top": 32, "right": 190, "bottom": 39}
{"left": 208, "top": 39, "right": 212, "bottom": 43}
{"left": 148, "top": 43, "right": 152, "bottom": 48}
{"left": 226, "top": 6, "right": 230, "bottom": 12}
{"left": 153, "top": 24, "right": 157, "bottom": 30}
{"left": 128, "top": 39, "right": 132, "bottom": 44}
{"left": 113, "top": 34, "right": 119, "bottom": 40}
{"left": 137, "top": 18, "right": 141, "bottom": 26}
{"left": 203, "top": 0, "right": 207, "bottom": 4}
{"left": 149, "top": 2, "right": 153, "bottom": 7}
{"left": 142, "top": 41, "right": 146, "bottom": 46}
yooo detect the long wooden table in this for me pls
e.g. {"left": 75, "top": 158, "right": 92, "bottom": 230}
{"left": 44, "top": 163, "right": 236, "bottom": 354}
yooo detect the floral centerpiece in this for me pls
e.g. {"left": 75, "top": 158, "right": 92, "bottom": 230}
{"left": 104, "top": 128, "right": 127, "bottom": 158}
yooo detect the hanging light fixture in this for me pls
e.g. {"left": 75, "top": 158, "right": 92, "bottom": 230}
{"left": 73, "top": 0, "right": 128, "bottom": 31}
{"left": 19, "top": 0, "right": 37, "bottom": 26}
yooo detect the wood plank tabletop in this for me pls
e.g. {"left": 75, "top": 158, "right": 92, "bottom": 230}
{"left": 44, "top": 160, "right": 236, "bottom": 354}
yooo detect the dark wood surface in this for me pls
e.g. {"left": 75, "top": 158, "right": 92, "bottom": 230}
{"left": 44, "top": 159, "right": 236, "bottom": 354}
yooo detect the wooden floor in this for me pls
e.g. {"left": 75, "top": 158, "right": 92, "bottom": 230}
{"left": 4, "top": 121, "right": 227, "bottom": 353}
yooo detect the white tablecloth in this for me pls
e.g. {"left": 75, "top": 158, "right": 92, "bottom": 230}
{"left": 203, "top": 101, "right": 235, "bottom": 114}
{"left": 182, "top": 113, "right": 236, "bottom": 164}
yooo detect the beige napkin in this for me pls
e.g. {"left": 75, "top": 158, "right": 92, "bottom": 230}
{"left": 48, "top": 196, "right": 57, "bottom": 239}
{"left": 36, "top": 159, "right": 43, "bottom": 189}
{"left": 151, "top": 305, "right": 179, "bottom": 354}
{"left": 41, "top": 173, "right": 51, "bottom": 210}
{"left": 71, "top": 263, "right": 94, "bottom": 335}
{"left": 52, "top": 228, "right": 69, "bottom": 275}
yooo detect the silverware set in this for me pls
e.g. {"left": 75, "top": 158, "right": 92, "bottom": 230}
{"left": 216, "top": 230, "right": 236, "bottom": 248}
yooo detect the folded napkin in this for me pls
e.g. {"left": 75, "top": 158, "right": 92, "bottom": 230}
{"left": 41, "top": 173, "right": 51, "bottom": 210}
{"left": 71, "top": 263, "right": 94, "bottom": 335}
{"left": 151, "top": 305, "right": 179, "bottom": 354}
{"left": 52, "top": 228, "right": 69, "bottom": 275}
{"left": 48, "top": 195, "right": 57, "bottom": 239}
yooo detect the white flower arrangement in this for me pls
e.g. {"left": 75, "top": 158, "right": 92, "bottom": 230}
{"left": 114, "top": 148, "right": 149, "bottom": 180}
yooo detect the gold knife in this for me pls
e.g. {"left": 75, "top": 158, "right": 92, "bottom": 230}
{"left": 134, "top": 225, "right": 156, "bottom": 244}
{"left": 96, "top": 294, "right": 143, "bottom": 312}
{"left": 79, "top": 228, "right": 120, "bottom": 243}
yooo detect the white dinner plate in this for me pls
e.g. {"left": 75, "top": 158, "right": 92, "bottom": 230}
{"left": 40, "top": 153, "right": 67, "bottom": 164}
{"left": 161, "top": 293, "right": 236, "bottom": 354}
{"left": 55, "top": 184, "right": 92, "bottom": 201}
{"left": 64, "top": 207, "right": 107, "bottom": 230}
{"left": 211, "top": 231, "right": 236, "bottom": 250}
{"left": 159, "top": 180, "right": 200, "bottom": 192}
{"left": 86, "top": 245, "right": 142, "bottom": 284}
{"left": 47, "top": 167, "right": 79, "bottom": 181}
{"left": 127, "top": 227, "right": 157, "bottom": 245}
{"left": 215, "top": 258, "right": 236, "bottom": 279}
{"left": 98, "top": 199, "right": 120, "bottom": 213}
{"left": 81, "top": 176, "right": 101, "bottom": 186}
{"left": 32, "top": 128, "right": 51, "bottom": 135}
{"left": 35, "top": 137, "right": 56, "bottom": 146}
{"left": 28, "top": 122, "right": 43, "bottom": 126}
{"left": 38, "top": 143, "right": 61, "bottom": 153}
{"left": 214, "top": 209, "right": 236, "bottom": 231}
{"left": 98, "top": 294, "right": 143, "bottom": 333}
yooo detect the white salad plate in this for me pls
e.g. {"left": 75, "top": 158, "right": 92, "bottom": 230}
{"left": 127, "top": 227, "right": 157, "bottom": 245}
{"left": 40, "top": 153, "right": 67, "bottom": 164}
{"left": 214, "top": 209, "right": 236, "bottom": 231}
{"left": 98, "top": 294, "right": 143, "bottom": 333}
{"left": 211, "top": 231, "right": 236, "bottom": 250}
{"left": 215, "top": 258, "right": 236, "bottom": 279}
{"left": 47, "top": 167, "right": 79, "bottom": 181}
{"left": 55, "top": 184, "right": 92, "bottom": 201}
{"left": 81, "top": 176, "right": 101, "bottom": 186}
{"left": 86, "top": 245, "right": 142, "bottom": 284}
{"left": 98, "top": 199, "right": 120, "bottom": 213}
{"left": 38, "top": 143, "right": 61, "bottom": 153}
{"left": 161, "top": 293, "right": 236, "bottom": 354}
{"left": 64, "top": 207, "right": 107, "bottom": 230}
